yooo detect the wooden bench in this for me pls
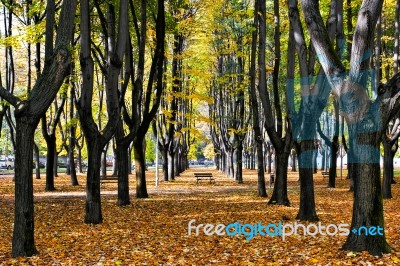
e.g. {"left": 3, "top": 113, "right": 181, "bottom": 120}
{"left": 321, "top": 171, "right": 329, "bottom": 179}
{"left": 269, "top": 172, "right": 275, "bottom": 188}
{"left": 194, "top": 172, "right": 215, "bottom": 183}
{"left": 100, "top": 176, "right": 118, "bottom": 184}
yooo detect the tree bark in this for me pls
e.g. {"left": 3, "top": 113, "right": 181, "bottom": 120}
{"left": 295, "top": 139, "right": 319, "bottom": 221}
{"left": 69, "top": 84, "right": 78, "bottom": 186}
{"left": 162, "top": 147, "right": 169, "bottom": 181}
{"left": 382, "top": 139, "right": 393, "bottom": 199}
{"left": 33, "top": 143, "right": 41, "bottom": 179}
{"left": 12, "top": 119, "right": 37, "bottom": 257}
{"left": 116, "top": 123, "right": 130, "bottom": 205}
{"left": 44, "top": 134, "right": 56, "bottom": 191}
{"left": 329, "top": 102, "right": 340, "bottom": 188}
{"left": 342, "top": 135, "right": 390, "bottom": 255}
{"left": 291, "top": 149, "right": 297, "bottom": 172}
{"left": 235, "top": 141, "right": 244, "bottom": 184}
{"left": 85, "top": 137, "right": 103, "bottom": 224}
{"left": 168, "top": 150, "right": 175, "bottom": 181}
{"left": 134, "top": 138, "right": 148, "bottom": 198}
{"left": 269, "top": 152, "right": 290, "bottom": 205}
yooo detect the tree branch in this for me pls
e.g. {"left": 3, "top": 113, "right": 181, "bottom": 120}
{"left": 0, "top": 86, "right": 21, "bottom": 107}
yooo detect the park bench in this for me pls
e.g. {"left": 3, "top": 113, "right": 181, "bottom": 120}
{"left": 194, "top": 172, "right": 215, "bottom": 183}
{"left": 269, "top": 172, "right": 275, "bottom": 188}
{"left": 321, "top": 171, "right": 329, "bottom": 179}
{"left": 100, "top": 176, "right": 118, "bottom": 185}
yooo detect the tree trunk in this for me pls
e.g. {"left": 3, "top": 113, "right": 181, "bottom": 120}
{"left": 291, "top": 150, "right": 297, "bottom": 172}
{"left": 269, "top": 152, "right": 290, "bottom": 205}
{"left": 162, "top": 147, "right": 168, "bottom": 181}
{"left": 256, "top": 139, "right": 267, "bottom": 197}
{"left": 33, "top": 143, "right": 41, "bottom": 179}
{"left": 68, "top": 120, "right": 79, "bottom": 185}
{"left": 221, "top": 151, "right": 226, "bottom": 173}
{"left": 236, "top": 140, "right": 243, "bottom": 184}
{"left": 128, "top": 146, "right": 132, "bottom": 174}
{"left": 382, "top": 140, "right": 393, "bottom": 199}
{"left": 85, "top": 138, "right": 103, "bottom": 224}
{"left": 77, "top": 145, "right": 83, "bottom": 173}
{"left": 267, "top": 148, "right": 272, "bottom": 174}
{"left": 101, "top": 150, "right": 107, "bottom": 179}
{"left": 12, "top": 119, "right": 37, "bottom": 257}
{"left": 296, "top": 139, "right": 319, "bottom": 221}
{"left": 328, "top": 136, "right": 339, "bottom": 188}
{"left": 328, "top": 101, "right": 340, "bottom": 188}
{"left": 174, "top": 149, "right": 181, "bottom": 176}
{"left": 53, "top": 152, "right": 58, "bottom": 177}
{"left": 313, "top": 146, "right": 318, "bottom": 173}
{"left": 342, "top": 140, "right": 390, "bottom": 255}
{"left": 68, "top": 142, "right": 78, "bottom": 186}
{"left": 215, "top": 150, "right": 220, "bottom": 171}
{"left": 116, "top": 123, "right": 130, "bottom": 205}
{"left": 45, "top": 134, "right": 56, "bottom": 191}
{"left": 134, "top": 139, "right": 148, "bottom": 198}
{"left": 112, "top": 143, "right": 118, "bottom": 176}
{"left": 228, "top": 150, "right": 234, "bottom": 179}
{"left": 168, "top": 150, "right": 174, "bottom": 181}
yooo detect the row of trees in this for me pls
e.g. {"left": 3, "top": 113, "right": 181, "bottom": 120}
{"left": 0, "top": 0, "right": 177, "bottom": 257}
{"left": 1, "top": 0, "right": 400, "bottom": 258}
{"left": 204, "top": 0, "right": 400, "bottom": 256}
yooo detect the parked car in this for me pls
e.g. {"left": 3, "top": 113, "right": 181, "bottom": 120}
{"left": 33, "top": 159, "right": 46, "bottom": 168}
{"left": 57, "top": 159, "right": 67, "bottom": 168}
{"left": 0, "top": 156, "right": 14, "bottom": 170}
{"left": 204, "top": 159, "right": 214, "bottom": 166}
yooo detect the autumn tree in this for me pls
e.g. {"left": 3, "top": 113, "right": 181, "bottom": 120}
{"left": 89, "top": 0, "right": 131, "bottom": 206}
{"left": 210, "top": 0, "right": 251, "bottom": 182}
{"left": 0, "top": 0, "right": 78, "bottom": 257}
{"left": 0, "top": 3, "right": 16, "bottom": 160}
{"left": 115, "top": 0, "right": 165, "bottom": 198}
{"left": 382, "top": 115, "right": 400, "bottom": 198}
{"left": 77, "top": 0, "right": 128, "bottom": 223}
{"left": 249, "top": 0, "right": 267, "bottom": 197}
{"left": 301, "top": 0, "right": 400, "bottom": 256}
{"left": 257, "top": 0, "right": 292, "bottom": 205}
{"left": 42, "top": 96, "right": 66, "bottom": 191}
{"left": 317, "top": 105, "right": 340, "bottom": 188}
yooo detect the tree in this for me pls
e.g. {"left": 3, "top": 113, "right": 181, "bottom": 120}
{"left": 77, "top": 0, "right": 128, "bottom": 223}
{"left": 317, "top": 103, "right": 340, "bottom": 188}
{"left": 67, "top": 79, "right": 79, "bottom": 186}
{"left": 301, "top": 0, "right": 400, "bottom": 256}
{"left": 127, "top": 0, "right": 165, "bottom": 198}
{"left": 258, "top": 0, "right": 292, "bottom": 206}
{"left": 42, "top": 96, "right": 66, "bottom": 191}
{"left": 288, "top": 0, "right": 346, "bottom": 220}
{"left": 210, "top": 0, "right": 251, "bottom": 182}
{"left": 90, "top": 0, "right": 131, "bottom": 206}
{"left": 382, "top": 115, "right": 400, "bottom": 198}
{"left": 0, "top": 0, "right": 78, "bottom": 257}
{"left": 249, "top": 0, "right": 266, "bottom": 197}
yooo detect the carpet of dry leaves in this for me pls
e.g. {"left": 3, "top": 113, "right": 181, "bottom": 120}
{"left": 0, "top": 167, "right": 399, "bottom": 265}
